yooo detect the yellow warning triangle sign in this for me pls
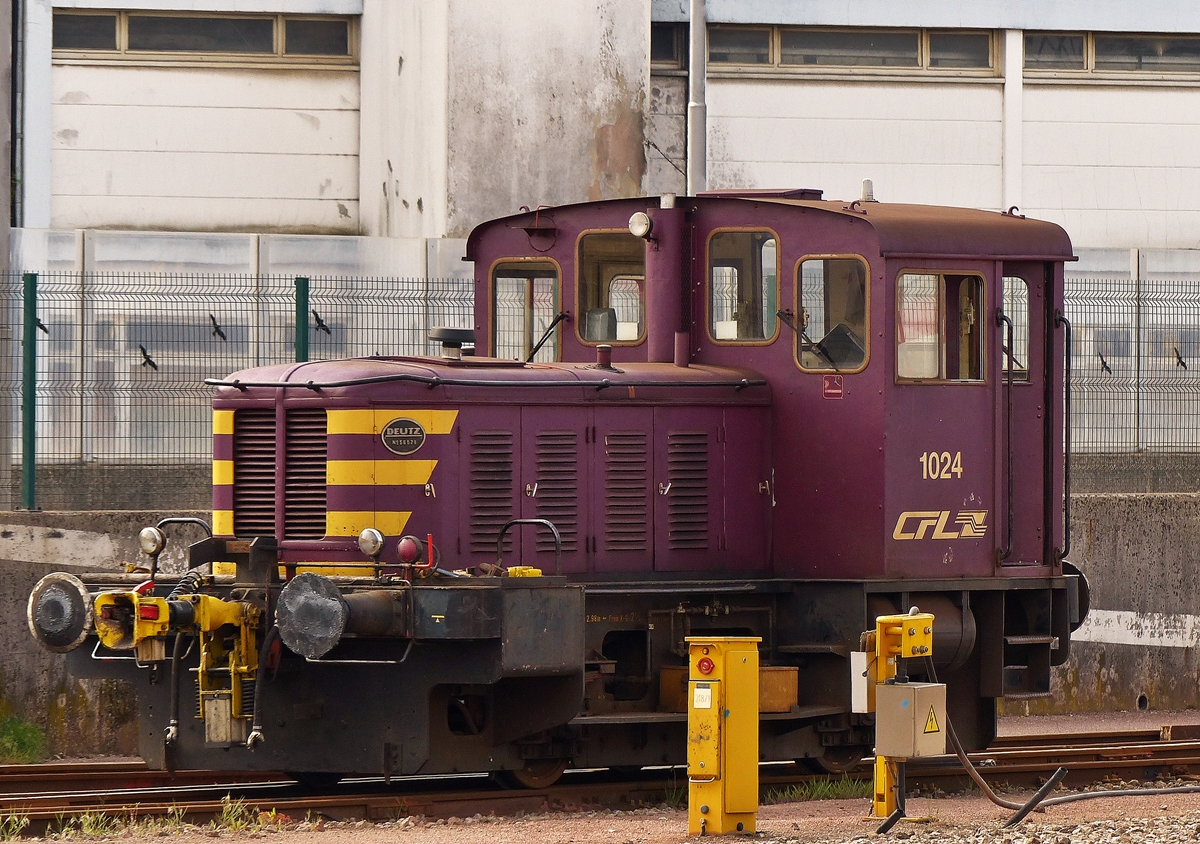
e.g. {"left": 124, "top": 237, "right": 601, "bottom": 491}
{"left": 924, "top": 706, "right": 940, "bottom": 734}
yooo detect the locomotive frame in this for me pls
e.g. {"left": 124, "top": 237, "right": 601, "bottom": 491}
{"left": 31, "top": 189, "right": 1088, "bottom": 785}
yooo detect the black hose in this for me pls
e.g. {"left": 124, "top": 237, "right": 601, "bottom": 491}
{"left": 167, "top": 569, "right": 204, "bottom": 600}
{"left": 164, "top": 632, "right": 190, "bottom": 773}
{"left": 1003, "top": 767, "right": 1069, "bottom": 828}
{"left": 246, "top": 626, "right": 280, "bottom": 750}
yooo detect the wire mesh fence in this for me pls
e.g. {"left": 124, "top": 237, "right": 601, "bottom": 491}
{"left": 0, "top": 272, "right": 473, "bottom": 510}
{"left": 1, "top": 270, "right": 1198, "bottom": 510}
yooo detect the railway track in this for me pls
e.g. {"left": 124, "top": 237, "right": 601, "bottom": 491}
{"left": 4, "top": 729, "right": 1200, "bottom": 828}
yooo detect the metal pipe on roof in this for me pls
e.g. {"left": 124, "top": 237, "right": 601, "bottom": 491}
{"left": 687, "top": 0, "right": 706, "bottom": 196}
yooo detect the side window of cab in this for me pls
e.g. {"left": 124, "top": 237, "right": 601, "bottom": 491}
{"left": 896, "top": 272, "right": 985, "bottom": 381}
{"left": 796, "top": 256, "right": 869, "bottom": 372}
{"left": 491, "top": 261, "right": 561, "bottom": 361}
{"left": 708, "top": 230, "right": 779, "bottom": 343}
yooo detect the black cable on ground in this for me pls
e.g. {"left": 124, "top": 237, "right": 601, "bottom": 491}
{"left": 921, "top": 655, "right": 1200, "bottom": 826}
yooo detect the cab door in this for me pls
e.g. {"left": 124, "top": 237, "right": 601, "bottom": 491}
{"left": 997, "top": 263, "right": 1051, "bottom": 567}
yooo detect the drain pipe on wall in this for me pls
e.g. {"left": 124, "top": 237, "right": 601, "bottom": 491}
{"left": 686, "top": 0, "right": 706, "bottom": 196}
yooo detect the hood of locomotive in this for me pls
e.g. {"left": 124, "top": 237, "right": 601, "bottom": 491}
{"left": 210, "top": 354, "right": 771, "bottom": 574}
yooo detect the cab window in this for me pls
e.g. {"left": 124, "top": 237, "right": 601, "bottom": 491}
{"left": 1001, "top": 276, "right": 1030, "bottom": 381}
{"left": 897, "top": 272, "right": 984, "bottom": 381}
{"left": 797, "top": 257, "right": 868, "bottom": 371}
{"left": 709, "top": 230, "right": 778, "bottom": 342}
{"left": 578, "top": 232, "right": 645, "bottom": 343}
{"left": 492, "top": 262, "right": 560, "bottom": 362}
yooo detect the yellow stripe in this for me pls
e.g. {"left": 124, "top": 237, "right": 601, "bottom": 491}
{"left": 213, "top": 410, "right": 234, "bottom": 435}
{"left": 213, "top": 460, "right": 233, "bottom": 486}
{"left": 327, "top": 460, "right": 438, "bottom": 486}
{"left": 213, "top": 510, "right": 233, "bottom": 536}
{"left": 327, "top": 409, "right": 458, "bottom": 436}
{"left": 289, "top": 564, "right": 379, "bottom": 577}
{"left": 325, "top": 511, "right": 411, "bottom": 537}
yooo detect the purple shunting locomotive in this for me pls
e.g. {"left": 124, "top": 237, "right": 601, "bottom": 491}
{"left": 28, "top": 189, "right": 1088, "bottom": 785}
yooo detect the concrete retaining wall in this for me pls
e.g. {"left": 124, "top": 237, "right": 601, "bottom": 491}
{"left": 0, "top": 511, "right": 208, "bottom": 757}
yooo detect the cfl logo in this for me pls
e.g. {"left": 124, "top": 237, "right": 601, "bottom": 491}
{"left": 892, "top": 510, "right": 988, "bottom": 541}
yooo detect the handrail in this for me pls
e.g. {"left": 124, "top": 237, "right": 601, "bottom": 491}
{"left": 996, "top": 310, "right": 1014, "bottom": 562}
{"left": 494, "top": 519, "right": 562, "bottom": 575}
{"left": 206, "top": 373, "right": 767, "bottom": 393}
{"left": 1054, "top": 310, "right": 1072, "bottom": 560}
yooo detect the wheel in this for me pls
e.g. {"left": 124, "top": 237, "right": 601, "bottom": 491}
{"left": 288, "top": 771, "right": 344, "bottom": 790}
{"left": 492, "top": 758, "right": 569, "bottom": 789}
{"left": 797, "top": 746, "right": 869, "bottom": 775}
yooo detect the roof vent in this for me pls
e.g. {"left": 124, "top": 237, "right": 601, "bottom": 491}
{"left": 861, "top": 179, "right": 877, "bottom": 202}
{"left": 429, "top": 326, "right": 475, "bottom": 360}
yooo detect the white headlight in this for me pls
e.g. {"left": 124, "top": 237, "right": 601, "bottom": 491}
{"left": 138, "top": 526, "right": 166, "bottom": 556}
{"left": 628, "top": 211, "right": 653, "bottom": 239}
{"left": 358, "top": 528, "right": 385, "bottom": 557}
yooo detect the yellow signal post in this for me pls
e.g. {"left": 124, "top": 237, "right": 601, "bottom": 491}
{"left": 858, "top": 610, "right": 945, "bottom": 828}
{"left": 686, "top": 636, "right": 761, "bottom": 836}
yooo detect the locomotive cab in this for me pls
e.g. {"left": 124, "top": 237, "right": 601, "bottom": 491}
{"left": 29, "top": 190, "right": 1087, "bottom": 785}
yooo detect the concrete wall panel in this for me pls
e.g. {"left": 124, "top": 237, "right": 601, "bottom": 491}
{"left": 51, "top": 65, "right": 360, "bottom": 233}
{"left": 708, "top": 79, "right": 1003, "bottom": 206}
{"left": 445, "top": 0, "right": 649, "bottom": 237}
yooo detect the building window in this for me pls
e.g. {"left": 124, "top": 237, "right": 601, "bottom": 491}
{"left": 710, "top": 26, "right": 995, "bottom": 73}
{"left": 708, "top": 230, "right": 778, "bottom": 343}
{"left": 796, "top": 257, "right": 869, "bottom": 372}
{"left": 651, "top": 22, "right": 686, "bottom": 70}
{"left": 52, "top": 11, "right": 355, "bottom": 62}
{"left": 897, "top": 272, "right": 984, "bottom": 382}
{"left": 492, "top": 262, "right": 560, "bottom": 362}
{"left": 1026, "top": 32, "right": 1200, "bottom": 75}
{"left": 578, "top": 233, "right": 645, "bottom": 344}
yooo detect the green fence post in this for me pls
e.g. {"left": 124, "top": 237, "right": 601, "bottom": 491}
{"left": 295, "top": 276, "right": 310, "bottom": 363}
{"left": 21, "top": 272, "right": 37, "bottom": 510}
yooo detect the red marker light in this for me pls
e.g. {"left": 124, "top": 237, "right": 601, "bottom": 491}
{"left": 397, "top": 535, "right": 422, "bottom": 564}
{"left": 138, "top": 604, "right": 160, "bottom": 621}
{"left": 697, "top": 657, "right": 715, "bottom": 675}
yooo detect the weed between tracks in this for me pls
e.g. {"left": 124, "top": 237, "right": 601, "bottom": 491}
{"left": 15, "top": 796, "right": 293, "bottom": 840}
{"left": 764, "top": 775, "right": 872, "bottom": 804}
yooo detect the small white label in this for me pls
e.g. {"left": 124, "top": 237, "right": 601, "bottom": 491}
{"left": 693, "top": 683, "right": 712, "bottom": 709}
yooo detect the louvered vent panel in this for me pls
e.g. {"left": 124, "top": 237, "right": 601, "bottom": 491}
{"left": 534, "top": 430, "right": 578, "bottom": 552}
{"left": 604, "top": 431, "right": 648, "bottom": 550}
{"left": 284, "top": 409, "right": 328, "bottom": 539}
{"left": 470, "top": 430, "right": 515, "bottom": 552}
{"left": 232, "top": 409, "right": 277, "bottom": 538}
{"left": 667, "top": 431, "right": 708, "bottom": 550}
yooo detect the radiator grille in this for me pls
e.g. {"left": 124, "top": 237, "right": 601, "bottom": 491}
{"left": 232, "top": 409, "right": 276, "bottom": 538}
{"left": 284, "top": 409, "right": 328, "bottom": 539}
{"left": 604, "top": 430, "right": 648, "bottom": 551}
{"left": 667, "top": 431, "right": 708, "bottom": 550}
{"left": 534, "top": 430, "right": 578, "bottom": 553}
{"left": 470, "top": 430, "right": 515, "bottom": 552}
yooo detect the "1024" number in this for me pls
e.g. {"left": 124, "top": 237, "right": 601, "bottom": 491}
{"left": 920, "top": 451, "right": 963, "bottom": 480}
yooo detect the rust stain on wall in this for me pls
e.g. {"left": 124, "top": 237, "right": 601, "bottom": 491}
{"left": 588, "top": 92, "right": 646, "bottom": 202}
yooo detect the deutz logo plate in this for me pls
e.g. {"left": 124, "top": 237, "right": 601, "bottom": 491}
{"left": 381, "top": 418, "right": 426, "bottom": 455}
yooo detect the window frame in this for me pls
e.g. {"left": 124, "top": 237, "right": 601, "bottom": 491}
{"left": 707, "top": 25, "right": 997, "bottom": 79}
{"left": 574, "top": 228, "right": 648, "bottom": 348}
{"left": 792, "top": 253, "right": 872, "bottom": 375}
{"left": 488, "top": 257, "right": 563, "bottom": 362}
{"left": 651, "top": 21, "right": 688, "bottom": 72}
{"left": 1000, "top": 275, "right": 1032, "bottom": 383}
{"left": 51, "top": 10, "right": 358, "bottom": 67}
{"left": 705, "top": 226, "right": 782, "bottom": 347}
{"left": 1024, "top": 30, "right": 1200, "bottom": 80}
{"left": 894, "top": 268, "right": 989, "bottom": 385}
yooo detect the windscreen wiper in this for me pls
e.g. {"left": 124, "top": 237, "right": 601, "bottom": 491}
{"left": 776, "top": 310, "right": 838, "bottom": 371}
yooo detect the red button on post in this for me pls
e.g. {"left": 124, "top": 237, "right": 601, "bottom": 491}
{"left": 697, "top": 657, "right": 715, "bottom": 675}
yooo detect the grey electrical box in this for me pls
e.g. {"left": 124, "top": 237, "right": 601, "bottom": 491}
{"left": 875, "top": 682, "right": 946, "bottom": 759}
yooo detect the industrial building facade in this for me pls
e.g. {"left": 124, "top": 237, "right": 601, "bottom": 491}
{"left": 14, "top": 0, "right": 1200, "bottom": 266}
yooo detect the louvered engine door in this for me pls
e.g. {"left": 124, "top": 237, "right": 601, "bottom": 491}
{"left": 592, "top": 408, "right": 654, "bottom": 574}
{"left": 652, "top": 408, "right": 724, "bottom": 572}
{"left": 520, "top": 408, "right": 589, "bottom": 574}
{"left": 459, "top": 409, "right": 522, "bottom": 569}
